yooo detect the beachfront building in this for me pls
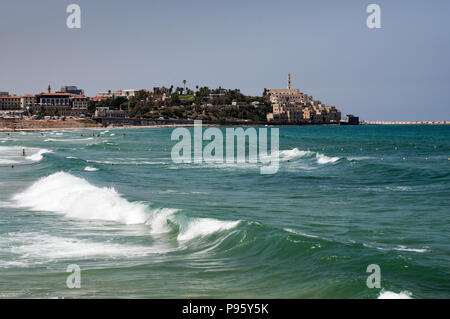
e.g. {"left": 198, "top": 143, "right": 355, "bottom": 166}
{"left": 94, "top": 107, "right": 126, "bottom": 118}
{"left": 96, "top": 89, "right": 140, "bottom": 99}
{"left": 34, "top": 92, "right": 72, "bottom": 116}
{"left": 36, "top": 93, "right": 71, "bottom": 107}
{"left": 267, "top": 74, "right": 307, "bottom": 105}
{"left": 266, "top": 74, "right": 341, "bottom": 124}
{"left": 70, "top": 95, "right": 88, "bottom": 111}
{"left": 90, "top": 96, "right": 109, "bottom": 102}
{"left": 32, "top": 92, "right": 89, "bottom": 116}
{"left": 21, "top": 95, "right": 37, "bottom": 108}
{"left": 0, "top": 96, "right": 22, "bottom": 110}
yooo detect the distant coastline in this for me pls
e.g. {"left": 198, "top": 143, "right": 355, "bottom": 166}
{"left": 362, "top": 121, "right": 449, "bottom": 125}
{"left": 1, "top": 118, "right": 449, "bottom": 132}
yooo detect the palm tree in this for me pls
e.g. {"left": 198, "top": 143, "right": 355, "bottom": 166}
{"left": 182, "top": 80, "right": 187, "bottom": 94}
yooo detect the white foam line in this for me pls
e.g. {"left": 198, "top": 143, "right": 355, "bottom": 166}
{"left": 284, "top": 228, "right": 319, "bottom": 238}
{"left": 378, "top": 290, "right": 413, "bottom": 299}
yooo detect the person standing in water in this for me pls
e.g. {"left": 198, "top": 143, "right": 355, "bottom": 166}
{"left": 22, "top": 149, "right": 26, "bottom": 157}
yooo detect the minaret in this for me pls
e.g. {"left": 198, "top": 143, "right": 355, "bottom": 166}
{"left": 287, "top": 74, "right": 291, "bottom": 90}
{"left": 47, "top": 84, "right": 51, "bottom": 93}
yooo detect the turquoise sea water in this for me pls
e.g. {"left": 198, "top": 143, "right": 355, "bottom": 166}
{"left": 0, "top": 125, "right": 449, "bottom": 298}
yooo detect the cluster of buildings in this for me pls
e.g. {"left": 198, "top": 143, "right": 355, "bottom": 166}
{"left": 1, "top": 78, "right": 357, "bottom": 124}
{"left": 0, "top": 85, "right": 89, "bottom": 117}
{"left": 0, "top": 86, "right": 142, "bottom": 118}
{"left": 266, "top": 74, "right": 343, "bottom": 124}
{"left": 92, "top": 89, "right": 143, "bottom": 101}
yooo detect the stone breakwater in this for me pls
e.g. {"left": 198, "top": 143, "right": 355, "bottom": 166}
{"left": 363, "top": 121, "right": 449, "bottom": 125}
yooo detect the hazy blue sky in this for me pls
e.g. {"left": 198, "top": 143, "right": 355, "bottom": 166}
{"left": 1, "top": 0, "right": 449, "bottom": 121}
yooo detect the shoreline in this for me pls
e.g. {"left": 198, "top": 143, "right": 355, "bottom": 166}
{"left": 1, "top": 119, "right": 449, "bottom": 132}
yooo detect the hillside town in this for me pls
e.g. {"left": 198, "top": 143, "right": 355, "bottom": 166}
{"left": 265, "top": 74, "right": 343, "bottom": 124}
{"left": 0, "top": 76, "right": 358, "bottom": 126}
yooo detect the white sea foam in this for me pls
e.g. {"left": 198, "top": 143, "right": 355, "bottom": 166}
{"left": 378, "top": 290, "right": 412, "bottom": 299}
{"left": 386, "top": 186, "right": 412, "bottom": 192}
{"left": 84, "top": 166, "right": 99, "bottom": 172}
{"left": 316, "top": 153, "right": 340, "bottom": 164}
{"left": 13, "top": 172, "right": 149, "bottom": 225}
{"left": 393, "top": 245, "right": 428, "bottom": 253}
{"left": 284, "top": 228, "right": 319, "bottom": 238}
{"left": 279, "top": 148, "right": 314, "bottom": 161}
{"left": 45, "top": 138, "right": 93, "bottom": 143}
{"left": 0, "top": 158, "right": 19, "bottom": 165}
{"left": 0, "top": 201, "right": 11, "bottom": 207}
{"left": 177, "top": 218, "right": 240, "bottom": 242}
{"left": 0, "top": 146, "right": 51, "bottom": 165}
{"left": 25, "top": 148, "right": 52, "bottom": 161}
{"left": 146, "top": 208, "right": 241, "bottom": 242}
{"left": 0, "top": 232, "right": 164, "bottom": 263}
{"left": 13, "top": 172, "right": 240, "bottom": 242}
{"left": 277, "top": 148, "right": 341, "bottom": 165}
{"left": 146, "top": 208, "right": 179, "bottom": 234}
{"left": 363, "top": 242, "right": 428, "bottom": 253}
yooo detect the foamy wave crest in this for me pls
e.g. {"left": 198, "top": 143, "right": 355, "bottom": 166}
{"left": 0, "top": 146, "right": 51, "bottom": 165}
{"left": 316, "top": 153, "right": 340, "bottom": 164}
{"left": 378, "top": 290, "right": 413, "bottom": 299}
{"left": 284, "top": 228, "right": 319, "bottom": 238}
{"left": 13, "top": 173, "right": 240, "bottom": 242}
{"left": 13, "top": 172, "right": 149, "bottom": 224}
{"left": 177, "top": 218, "right": 240, "bottom": 242}
{"left": 393, "top": 245, "right": 428, "bottom": 253}
{"left": 25, "top": 148, "right": 52, "bottom": 162}
{"left": 84, "top": 166, "right": 99, "bottom": 172}
{"left": 279, "top": 148, "right": 314, "bottom": 161}
{"left": 145, "top": 209, "right": 240, "bottom": 241}
{"left": 0, "top": 158, "right": 19, "bottom": 165}
{"left": 277, "top": 148, "right": 341, "bottom": 165}
{"left": 146, "top": 208, "right": 179, "bottom": 234}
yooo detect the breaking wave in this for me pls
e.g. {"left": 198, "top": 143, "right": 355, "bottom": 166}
{"left": 378, "top": 290, "right": 413, "bottom": 299}
{"left": 0, "top": 146, "right": 51, "bottom": 165}
{"left": 177, "top": 218, "right": 240, "bottom": 242}
{"left": 25, "top": 148, "right": 52, "bottom": 162}
{"left": 14, "top": 172, "right": 149, "bottom": 224}
{"left": 13, "top": 172, "right": 240, "bottom": 242}
{"left": 316, "top": 153, "right": 340, "bottom": 164}
{"left": 279, "top": 148, "right": 314, "bottom": 160}
{"left": 279, "top": 148, "right": 342, "bottom": 165}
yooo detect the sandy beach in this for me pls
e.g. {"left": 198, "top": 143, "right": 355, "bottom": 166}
{"left": 0, "top": 119, "right": 202, "bottom": 132}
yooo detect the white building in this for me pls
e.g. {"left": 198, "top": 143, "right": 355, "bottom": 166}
{"left": 97, "top": 89, "right": 139, "bottom": 99}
